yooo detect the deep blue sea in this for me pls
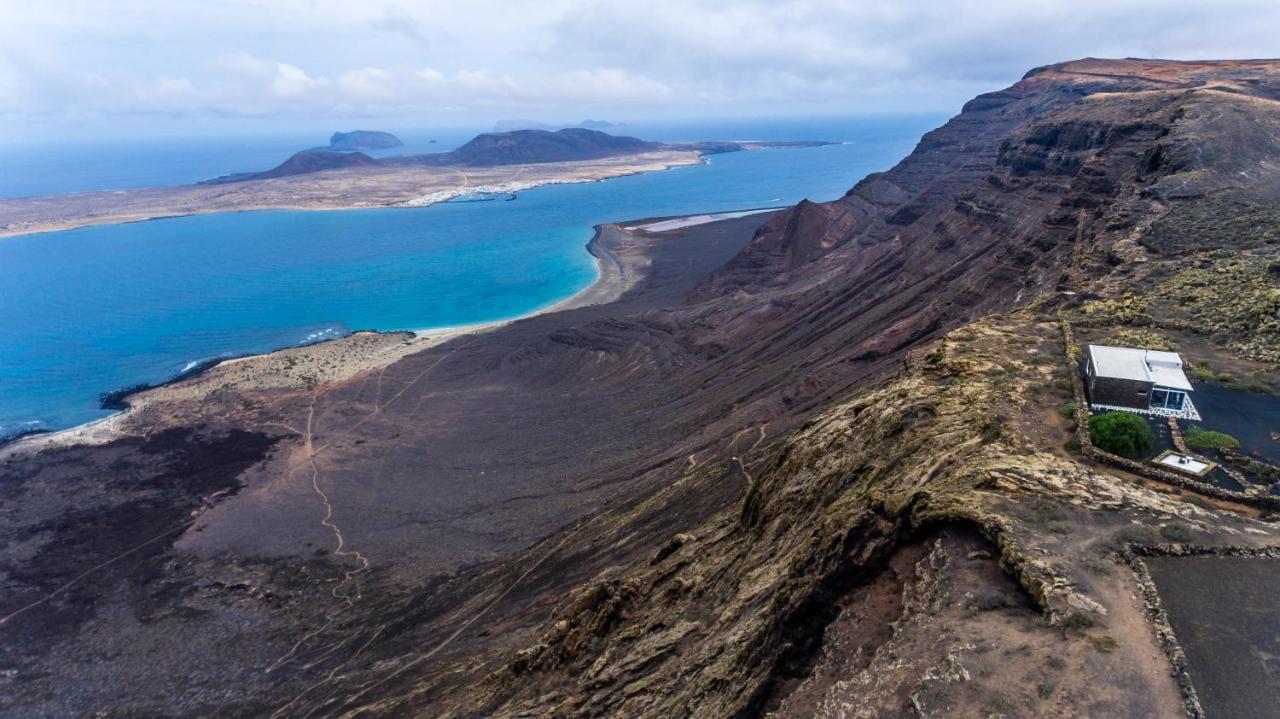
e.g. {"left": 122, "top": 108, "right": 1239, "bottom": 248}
{"left": 0, "top": 116, "right": 942, "bottom": 436}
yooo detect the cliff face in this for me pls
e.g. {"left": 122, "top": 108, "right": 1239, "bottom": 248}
{"left": 319, "top": 58, "right": 1280, "bottom": 716}
{"left": 5, "top": 59, "right": 1280, "bottom": 717}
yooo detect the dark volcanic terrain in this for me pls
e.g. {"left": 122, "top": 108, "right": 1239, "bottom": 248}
{"left": 4, "top": 58, "right": 1280, "bottom": 717}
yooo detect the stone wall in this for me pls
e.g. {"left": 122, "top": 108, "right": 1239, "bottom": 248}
{"left": 1060, "top": 320, "right": 1280, "bottom": 511}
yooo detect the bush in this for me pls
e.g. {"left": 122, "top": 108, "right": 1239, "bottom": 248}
{"left": 1059, "top": 402, "right": 1078, "bottom": 419}
{"left": 1184, "top": 426, "right": 1241, "bottom": 451}
{"left": 1180, "top": 494, "right": 1212, "bottom": 508}
{"left": 1225, "top": 379, "right": 1276, "bottom": 395}
{"left": 967, "top": 588, "right": 1017, "bottom": 612}
{"left": 1061, "top": 611, "right": 1098, "bottom": 633}
{"left": 1089, "top": 635, "right": 1119, "bottom": 654}
{"left": 1109, "top": 524, "right": 1157, "bottom": 549}
{"left": 1187, "top": 364, "right": 1218, "bottom": 382}
{"left": 1088, "top": 412, "right": 1155, "bottom": 459}
{"left": 980, "top": 415, "right": 1004, "bottom": 444}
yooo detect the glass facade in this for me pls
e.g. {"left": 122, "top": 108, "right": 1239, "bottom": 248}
{"left": 1149, "top": 387, "right": 1187, "bottom": 411}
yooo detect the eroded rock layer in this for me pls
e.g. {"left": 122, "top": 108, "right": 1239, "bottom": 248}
{"left": 3, "top": 58, "right": 1280, "bottom": 717}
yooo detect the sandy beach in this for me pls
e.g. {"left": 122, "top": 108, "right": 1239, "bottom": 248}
{"left": 0, "top": 217, "right": 657, "bottom": 459}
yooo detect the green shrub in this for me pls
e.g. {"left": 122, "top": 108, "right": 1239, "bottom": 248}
{"left": 1088, "top": 412, "right": 1154, "bottom": 459}
{"left": 1159, "top": 523, "right": 1195, "bottom": 542}
{"left": 1059, "top": 402, "right": 1078, "bottom": 419}
{"left": 1225, "top": 379, "right": 1276, "bottom": 395}
{"left": 1048, "top": 521, "right": 1074, "bottom": 535}
{"left": 1089, "top": 635, "right": 1119, "bottom": 654}
{"left": 1180, "top": 494, "right": 1212, "bottom": 508}
{"left": 1108, "top": 524, "right": 1157, "bottom": 550}
{"left": 1187, "top": 364, "right": 1217, "bottom": 382}
{"left": 980, "top": 415, "right": 1004, "bottom": 444}
{"left": 1184, "top": 426, "right": 1241, "bottom": 451}
{"left": 1061, "top": 611, "right": 1097, "bottom": 633}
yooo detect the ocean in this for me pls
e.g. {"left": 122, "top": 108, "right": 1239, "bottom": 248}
{"left": 0, "top": 116, "right": 942, "bottom": 436}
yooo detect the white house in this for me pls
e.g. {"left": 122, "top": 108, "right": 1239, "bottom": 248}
{"left": 1084, "top": 345, "right": 1200, "bottom": 420}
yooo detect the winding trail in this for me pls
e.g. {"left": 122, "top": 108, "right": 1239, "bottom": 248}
{"left": 266, "top": 336, "right": 481, "bottom": 676}
{"left": 265, "top": 393, "right": 371, "bottom": 674}
{"left": 731, "top": 424, "right": 768, "bottom": 488}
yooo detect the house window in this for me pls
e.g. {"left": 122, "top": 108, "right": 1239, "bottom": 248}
{"left": 1150, "top": 388, "right": 1186, "bottom": 411}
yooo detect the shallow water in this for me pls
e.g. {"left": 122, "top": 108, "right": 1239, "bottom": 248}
{"left": 0, "top": 116, "right": 940, "bottom": 435}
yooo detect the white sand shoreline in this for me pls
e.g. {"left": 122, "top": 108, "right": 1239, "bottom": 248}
{"left": 0, "top": 204, "right": 774, "bottom": 459}
{"left": 0, "top": 218, "right": 642, "bottom": 459}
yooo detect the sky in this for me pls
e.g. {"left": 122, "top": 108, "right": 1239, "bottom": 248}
{"left": 2, "top": 0, "right": 1278, "bottom": 141}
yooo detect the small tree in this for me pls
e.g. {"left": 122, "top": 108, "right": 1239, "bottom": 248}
{"left": 1088, "top": 412, "right": 1154, "bottom": 459}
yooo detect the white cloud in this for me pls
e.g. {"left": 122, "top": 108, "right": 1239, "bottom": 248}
{"left": 2, "top": 0, "right": 1280, "bottom": 133}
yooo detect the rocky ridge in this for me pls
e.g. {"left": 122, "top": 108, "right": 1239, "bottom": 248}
{"left": 3, "top": 58, "right": 1279, "bottom": 717}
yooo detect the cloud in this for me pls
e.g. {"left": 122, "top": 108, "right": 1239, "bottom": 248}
{"left": 2, "top": 0, "right": 1280, "bottom": 133}
{"left": 0, "top": 51, "right": 674, "bottom": 119}
{"left": 210, "top": 53, "right": 329, "bottom": 105}
{"left": 370, "top": 4, "right": 432, "bottom": 47}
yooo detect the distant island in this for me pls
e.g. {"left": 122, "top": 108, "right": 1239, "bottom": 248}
{"left": 204, "top": 128, "right": 830, "bottom": 184}
{"left": 0, "top": 128, "right": 834, "bottom": 237}
{"left": 323, "top": 130, "right": 404, "bottom": 152}
{"left": 492, "top": 118, "right": 623, "bottom": 132}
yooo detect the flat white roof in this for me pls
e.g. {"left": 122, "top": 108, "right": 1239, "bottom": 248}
{"left": 1088, "top": 344, "right": 1193, "bottom": 391}
{"left": 1159, "top": 454, "right": 1210, "bottom": 473}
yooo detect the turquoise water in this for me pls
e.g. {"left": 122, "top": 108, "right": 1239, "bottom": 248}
{"left": 0, "top": 117, "right": 940, "bottom": 436}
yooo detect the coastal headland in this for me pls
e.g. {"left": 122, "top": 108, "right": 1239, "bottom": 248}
{"left": 3, "top": 59, "right": 1280, "bottom": 717}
